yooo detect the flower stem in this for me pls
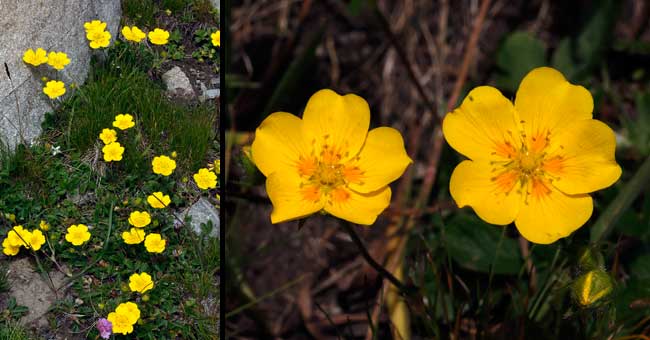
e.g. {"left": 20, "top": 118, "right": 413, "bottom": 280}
{"left": 341, "top": 221, "right": 415, "bottom": 295}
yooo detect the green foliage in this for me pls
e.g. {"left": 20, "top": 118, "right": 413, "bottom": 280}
{"left": 551, "top": 0, "right": 619, "bottom": 81}
{"left": 495, "top": 31, "right": 546, "bottom": 93}
{"left": 121, "top": 0, "right": 159, "bottom": 27}
{"left": 621, "top": 92, "right": 650, "bottom": 156}
{"left": 443, "top": 214, "right": 522, "bottom": 275}
{"left": 0, "top": 321, "right": 33, "bottom": 340}
{"left": 191, "top": 28, "right": 219, "bottom": 64}
{"left": 50, "top": 43, "right": 216, "bottom": 175}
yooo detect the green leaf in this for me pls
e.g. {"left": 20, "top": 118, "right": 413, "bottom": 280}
{"left": 495, "top": 31, "right": 546, "bottom": 93}
{"left": 443, "top": 214, "right": 522, "bottom": 275}
{"left": 630, "top": 253, "right": 650, "bottom": 281}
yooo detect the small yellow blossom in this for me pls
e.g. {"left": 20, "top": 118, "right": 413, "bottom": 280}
{"left": 22, "top": 48, "right": 48, "bottom": 66}
{"left": 112, "top": 114, "right": 135, "bottom": 130}
{"left": 128, "top": 211, "right": 151, "bottom": 228}
{"left": 115, "top": 302, "right": 141, "bottom": 325}
{"left": 99, "top": 128, "right": 118, "bottom": 145}
{"left": 148, "top": 28, "right": 170, "bottom": 45}
{"left": 193, "top": 168, "right": 217, "bottom": 190}
{"left": 2, "top": 238, "right": 20, "bottom": 256}
{"left": 43, "top": 80, "right": 66, "bottom": 99}
{"left": 147, "top": 192, "right": 171, "bottom": 209}
{"left": 144, "top": 233, "right": 166, "bottom": 253}
{"left": 102, "top": 142, "right": 124, "bottom": 162}
{"left": 46, "top": 51, "right": 70, "bottom": 70}
{"left": 152, "top": 156, "right": 176, "bottom": 176}
{"left": 121, "top": 26, "right": 146, "bottom": 43}
{"left": 39, "top": 220, "right": 50, "bottom": 231}
{"left": 87, "top": 30, "right": 112, "bottom": 49}
{"left": 251, "top": 89, "right": 412, "bottom": 225}
{"left": 122, "top": 228, "right": 146, "bottom": 244}
{"left": 107, "top": 311, "right": 134, "bottom": 335}
{"left": 27, "top": 230, "right": 46, "bottom": 251}
{"left": 128, "top": 272, "right": 154, "bottom": 293}
{"left": 443, "top": 67, "right": 622, "bottom": 244}
{"left": 84, "top": 20, "right": 107, "bottom": 33}
{"left": 65, "top": 224, "right": 91, "bottom": 246}
{"left": 211, "top": 30, "right": 220, "bottom": 47}
{"left": 208, "top": 159, "right": 220, "bottom": 174}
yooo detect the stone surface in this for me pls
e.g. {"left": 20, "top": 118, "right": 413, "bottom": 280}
{"left": 6, "top": 258, "right": 66, "bottom": 327}
{"left": 162, "top": 66, "right": 195, "bottom": 97}
{"left": 182, "top": 198, "right": 220, "bottom": 238}
{"left": 0, "top": 0, "right": 121, "bottom": 150}
{"left": 210, "top": 0, "right": 220, "bottom": 11}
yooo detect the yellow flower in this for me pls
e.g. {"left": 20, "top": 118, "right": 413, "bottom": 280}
{"left": 128, "top": 211, "right": 151, "bottom": 228}
{"left": 193, "top": 168, "right": 217, "bottom": 190}
{"left": 22, "top": 48, "right": 48, "bottom": 66}
{"left": 46, "top": 51, "right": 70, "bottom": 70}
{"left": 115, "top": 301, "right": 140, "bottom": 325}
{"left": 87, "top": 30, "right": 112, "bottom": 49}
{"left": 27, "top": 230, "right": 46, "bottom": 251}
{"left": 65, "top": 224, "right": 91, "bottom": 246}
{"left": 251, "top": 89, "right": 412, "bottom": 225}
{"left": 121, "top": 26, "right": 146, "bottom": 42}
{"left": 39, "top": 220, "right": 50, "bottom": 231}
{"left": 84, "top": 20, "right": 107, "bottom": 33}
{"left": 209, "top": 159, "right": 220, "bottom": 174}
{"left": 151, "top": 156, "right": 176, "bottom": 176}
{"left": 148, "top": 28, "right": 170, "bottom": 45}
{"left": 102, "top": 142, "right": 124, "bottom": 162}
{"left": 144, "top": 233, "right": 166, "bottom": 253}
{"left": 112, "top": 113, "right": 135, "bottom": 130}
{"left": 43, "top": 80, "right": 66, "bottom": 99}
{"left": 99, "top": 128, "right": 118, "bottom": 144}
{"left": 107, "top": 311, "right": 134, "bottom": 335}
{"left": 2, "top": 238, "right": 20, "bottom": 256}
{"left": 211, "top": 30, "right": 220, "bottom": 47}
{"left": 7, "top": 226, "right": 30, "bottom": 248}
{"left": 122, "top": 228, "right": 146, "bottom": 244}
{"left": 443, "top": 67, "right": 622, "bottom": 244}
{"left": 128, "top": 272, "right": 154, "bottom": 293}
{"left": 147, "top": 192, "right": 171, "bottom": 209}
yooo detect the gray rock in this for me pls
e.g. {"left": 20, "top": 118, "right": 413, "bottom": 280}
{"left": 162, "top": 66, "right": 195, "bottom": 97}
{"left": 204, "top": 89, "right": 220, "bottom": 99}
{"left": 6, "top": 258, "right": 66, "bottom": 328}
{"left": 182, "top": 198, "right": 219, "bottom": 238}
{"left": 0, "top": 0, "right": 121, "bottom": 150}
{"left": 210, "top": 0, "right": 220, "bottom": 11}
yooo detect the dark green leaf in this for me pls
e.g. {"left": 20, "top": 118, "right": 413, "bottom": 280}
{"left": 495, "top": 31, "right": 546, "bottom": 93}
{"left": 444, "top": 214, "right": 522, "bottom": 275}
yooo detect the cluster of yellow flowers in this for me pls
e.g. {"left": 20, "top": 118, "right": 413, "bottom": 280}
{"left": 85, "top": 20, "right": 112, "bottom": 49}
{"left": 22, "top": 48, "right": 71, "bottom": 99}
{"left": 1, "top": 226, "right": 45, "bottom": 256}
{"left": 121, "top": 24, "right": 169, "bottom": 45}
{"left": 122, "top": 210, "right": 166, "bottom": 253}
{"left": 99, "top": 114, "right": 135, "bottom": 162}
{"left": 107, "top": 302, "right": 141, "bottom": 335}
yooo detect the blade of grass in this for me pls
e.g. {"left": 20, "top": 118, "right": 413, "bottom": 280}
{"left": 590, "top": 154, "right": 650, "bottom": 243}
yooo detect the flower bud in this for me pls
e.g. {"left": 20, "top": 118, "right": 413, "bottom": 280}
{"left": 571, "top": 269, "right": 614, "bottom": 307}
{"left": 577, "top": 246, "right": 605, "bottom": 271}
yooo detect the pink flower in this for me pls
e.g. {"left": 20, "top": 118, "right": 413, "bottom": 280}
{"left": 97, "top": 318, "right": 112, "bottom": 339}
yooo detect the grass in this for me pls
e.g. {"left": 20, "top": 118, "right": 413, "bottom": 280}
{"left": 47, "top": 41, "right": 217, "bottom": 176}
{"left": 0, "top": 322, "right": 33, "bottom": 340}
{"left": 122, "top": 0, "right": 218, "bottom": 27}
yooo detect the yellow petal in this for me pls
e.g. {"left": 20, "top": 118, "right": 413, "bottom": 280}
{"left": 347, "top": 127, "right": 412, "bottom": 193}
{"left": 443, "top": 86, "right": 521, "bottom": 162}
{"left": 251, "top": 112, "right": 308, "bottom": 177}
{"left": 449, "top": 160, "right": 522, "bottom": 225}
{"left": 515, "top": 67, "right": 593, "bottom": 141}
{"left": 302, "top": 89, "right": 370, "bottom": 163}
{"left": 324, "top": 186, "right": 391, "bottom": 225}
{"left": 266, "top": 172, "right": 324, "bottom": 224}
{"left": 544, "top": 119, "right": 621, "bottom": 195}
{"left": 515, "top": 185, "right": 592, "bottom": 244}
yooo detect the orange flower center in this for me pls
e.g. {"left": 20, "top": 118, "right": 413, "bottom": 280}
{"left": 492, "top": 131, "right": 564, "bottom": 202}
{"left": 296, "top": 140, "right": 364, "bottom": 204}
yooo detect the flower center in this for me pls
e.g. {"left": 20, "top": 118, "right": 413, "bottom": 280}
{"left": 316, "top": 162, "right": 344, "bottom": 188}
{"left": 517, "top": 152, "right": 539, "bottom": 174}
